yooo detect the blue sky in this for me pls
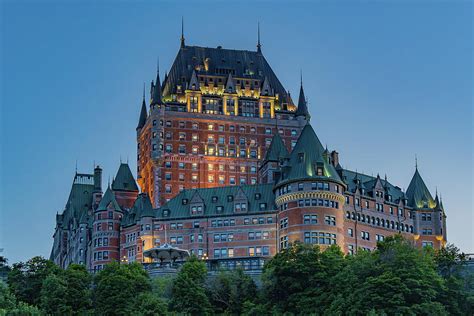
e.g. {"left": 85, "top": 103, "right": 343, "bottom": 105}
{"left": 1, "top": 1, "right": 472, "bottom": 263}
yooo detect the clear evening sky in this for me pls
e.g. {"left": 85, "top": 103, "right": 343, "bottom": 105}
{"left": 1, "top": 1, "right": 472, "bottom": 263}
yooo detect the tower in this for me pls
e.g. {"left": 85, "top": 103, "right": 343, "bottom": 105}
{"left": 406, "top": 166, "right": 446, "bottom": 249}
{"left": 274, "top": 124, "right": 346, "bottom": 250}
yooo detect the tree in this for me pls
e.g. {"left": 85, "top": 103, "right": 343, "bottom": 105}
{"left": 94, "top": 262, "right": 152, "bottom": 316}
{"left": 327, "top": 235, "right": 448, "bottom": 315}
{"left": 133, "top": 292, "right": 168, "bottom": 316}
{"left": 170, "top": 256, "right": 211, "bottom": 315}
{"left": 63, "top": 264, "right": 92, "bottom": 313}
{"left": 40, "top": 273, "right": 71, "bottom": 315}
{"left": 7, "top": 256, "right": 60, "bottom": 306}
{"left": 434, "top": 244, "right": 474, "bottom": 315}
{"left": 262, "top": 242, "right": 345, "bottom": 314}
{"left": 207, "top": 268, "right": 258, "bottom": 314}
{"left": 0, "top": 281, "right": 16, "bottom": 311}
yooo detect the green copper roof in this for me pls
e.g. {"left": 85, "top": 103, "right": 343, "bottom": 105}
{"left": 137, "top": 98, "right": 147, "bottom": 130}
{"left": 156, "top": 183, "right": 275, "bottom": 220}
{"left": 340, "top": 169, "right": 406, "bottom": 203}
{"left": 59, "top": 174, "right": 94, "bottom": 228}
{"left": 264, "top": 133, "right": 289, "bottom": 161}
{"left": 112, "top": 163, "right": 139, "bottom": 192}
{"left": 278, "top": 124, "right": 342, "bottom": 185}
{"left": 122, "top": 194, "right": 155, "bottom": 226}
{"left": 406, "top": 168, "right": 435, "bottom": 209}
{"left": 97, "top": 187, "right": 121, "bottom": 211}
{"left": 135, "top": 193, "right": 154, "bottom": 218}
{"left": 296, "top": 83, "right": 310, "bottom": 119}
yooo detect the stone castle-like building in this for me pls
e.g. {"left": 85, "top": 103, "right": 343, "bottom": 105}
{"left": 51, "top": 33, "right": 447, "bottom": 272}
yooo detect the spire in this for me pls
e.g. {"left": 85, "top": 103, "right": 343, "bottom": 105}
{"left": 180, "top": 17, "right": 185, "bottom": 48}
{"left": 151, "top": 59, "right": 162, "bottom": 106}
{"left": 137, "top": 84, "right": 147, "bottom": 130}
{"left": 296, "top": 71, "right": 310, "bottom": 119}
{"left": 257, "top": 22, "right": 262, "bottom": 53}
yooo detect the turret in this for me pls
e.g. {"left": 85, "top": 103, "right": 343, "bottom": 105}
{"left": 295, "top": 74, "right": 310, "bottom": 121}
{"left": 151, "top": 65, "right": 162, "bottom": 108}
{"left": 137, "top": 86, "right": 147, "bottom": 131}
{"left": 406, "top": 165, "right": 446, "bottom": 249}
{"left": 274, "top": 123, "right": 346, "bottom": 250}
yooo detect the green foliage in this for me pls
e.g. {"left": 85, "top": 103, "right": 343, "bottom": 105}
{"left": 5, "top": 301, "right": 43, "bottom": 315}
{"left": 434, "top": 244, "right": 474, "bottom": 315}
{"left": 327, "top": 235, "right": 447, "bottom": 315}
{"left": 262, "top": 242, "right": 345, "bottom": 314}
{"left": 93, "top": 262, "right": 151, "bottom": 316}
{"left": 62, "top": 264, "right": 92, "bottom": 313}
{"left": 40, "top": 273, "right": 71, "bottom": 315}
{"left": 170, "top": 256, "right": 211, "bottom": 315}
{"left": 0, "top": 281, "right": 16, "bottom": 311}
{"left": 133, "top": 292, "right": 167, "bottom": 316}
{"left": 7, "top": 256, "right": 60, "bottom": 306}
{"left": 207, "top": 268, "right": 258, "bottom": 314}
{"left": 2, "top": 237, "right": 472, "bottom": 315}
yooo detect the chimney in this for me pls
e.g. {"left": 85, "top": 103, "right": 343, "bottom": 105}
{"left": 330, "top": 151, "right": 339, "bottom": 167}
{"left": 94, "top": 165, "right": 102, "bottom": 193}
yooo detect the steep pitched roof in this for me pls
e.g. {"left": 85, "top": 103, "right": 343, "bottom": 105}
{"left": 162, "top": 45, "right": 293, "bottom": 108}
{"left": 340, "top": 169, "right": 406, "bottom": 202}
{"left": 406, "top": 168, "right": 435, "bottom": 209}
{"left": 296, "top": 83, "right": 310, "bottom": 119}
{"left": 264, "top": 133, "right": 289, "bottom": 162}
{"left": 151, "top": 69, "right": 162, "bottom": 105}
{"left": 112, "top": 163, "right": 139, "bottom": 192}
{"left": 97, "top": 187, "right": 121, "bottom": 211}
{"left": 157, "top": 183, "right": 275, "bottom": 220}
{"left": 278, "top": 124, "right": 342, "bottom": 185}
{"left": 137, "top": 97, "right": 147, "bottom": 130}
{"left": 60, "top": 173, "right": 94, "bottom": 228}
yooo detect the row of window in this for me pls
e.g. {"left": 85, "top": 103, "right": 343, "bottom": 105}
{"left": 157, "top": 121, "right": 297, "bottom": 137}
{"left": 278, "top": 182, "right": 338, "bottom": 195}
{"left": 296, "top": 199, "right": 340, "bottom": 209}
{"left": 96, "top": 222, "right": 114, "bottom": 231}
{"left": 96, "top": 211, "right": 114, "bottom": 220}
{"left": 164, "top": 161, "right": 256, "bottom": 173}
{"left": 93, "top": 237, "right": 109, "bottom": 247}
{"left": 346, "top": 212, "right": 414, "bottom": 233}
{"left": 347, "top": 196, "right": 407, "bottom": 216}
{"left": 303, "top": 232, "right": 337, "bottom": 245}
{"left": 93, "top": 251, "right": 109, "bottom": 261}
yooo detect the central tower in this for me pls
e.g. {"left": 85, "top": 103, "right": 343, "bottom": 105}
{"left": 136, "top": 38, "right": 310, "bottom": 207}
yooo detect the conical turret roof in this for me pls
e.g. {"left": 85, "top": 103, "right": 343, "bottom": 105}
{"left": 137, "top": 97, "right": 147, "bottom": 130}
{"left": 151, "top": 69, "right": 162, "bottom": 105}
{"left": 264, "top": 133, "right": 289, "bottom": 162}
{"left": 134, "top": 193, "right": 155, "bottom": 218}
{"left": 406, "top": 168, "right": 435, "bottom": 208}
{"left": 278, "top": 124, "right": 342, "bottom": 185}
{"left": 97, "top": 187, "right": 121, "bottom": 211}
{"left": 112, "top": 163, "right": 139, "bottom": 192}
{"left": 296, "top": 82, "right": 310, "bottom": 119}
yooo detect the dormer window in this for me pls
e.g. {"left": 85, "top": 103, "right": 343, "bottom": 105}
{"left": 191, "top": 205, "right": 203, "bottom": 215}
{"left": 216, "top": 206, "right": 224, "bottom": 213}
{"left": 259, "top": 203, "right": 267, "bottom": 210}
{"left": 227, "top": 195, "right": 233, "bottom": 202}
{"left": 234, "top": 202, "right": 247, "bottom": 212}
{"left": 182, "top": 199, "right": 188, "bottom": 205}
{"left": 298, "top": 153, "right": 304, "bottom": 162}
{"left": 255, "top": 193, "right": 261, "bottom": 200}
{"left": 163, "top": 209, "right": 170, "bottom": 217}
{"left": 317, "top": 167, "right": 324, "bottom": 176}
{"left": 211, "top": 196, "right": 218, "bottom": 203}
